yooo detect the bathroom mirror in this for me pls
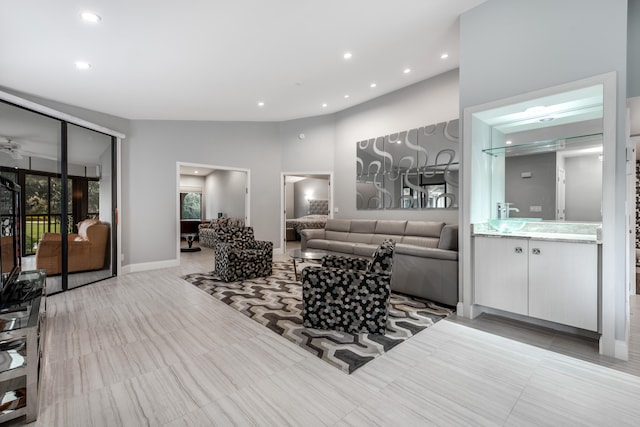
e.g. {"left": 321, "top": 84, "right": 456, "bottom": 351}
{"left": 356, "top": 119, "right": 459, "bottom": 210}
{"left": 476, "top": 84, "right": 603, "bottom": 222}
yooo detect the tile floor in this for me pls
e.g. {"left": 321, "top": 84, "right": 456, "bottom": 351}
{"left": 8, "top": 243, "right": 640, "bottom": 426}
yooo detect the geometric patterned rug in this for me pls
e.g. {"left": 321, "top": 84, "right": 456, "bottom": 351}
{"left": 182, "top": 260, "right": 454, "bottom": 374}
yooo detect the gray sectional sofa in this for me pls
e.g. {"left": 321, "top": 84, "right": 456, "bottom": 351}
{"left": 300, "top": 219, "right": 458, "bottom": 306}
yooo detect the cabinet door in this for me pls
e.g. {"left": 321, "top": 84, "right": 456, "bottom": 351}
{"left": 528, "top": 240, "right": 598, "bottom": 331}
{"left": 474, "top": 237, "right": 528, "bottom": 315}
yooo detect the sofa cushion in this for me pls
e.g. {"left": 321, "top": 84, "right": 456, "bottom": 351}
{"left": 353, "top": 243, "right": 378, "bottom": 257}
{"left": 326, "top": 219, "right": 351, "bottom": 232}
{"left": 374, "top": 220, "right": 407, "bottom": 235}
{"left": 326, "top": 230, "right": 349, "bottom": 241}
{"left": 371, "top": 234, "right": 403, "bottom": 244}
{"left": 405, "top": 221, "right": 444, "bottom": 238}
{"left": 328, "top": 241, "right": 355, "bottom": 254}
{"left": 307, "top": 239, "right": 330, "bottom": 250}
{"left": 346, "top": 232, "right": 373, "bottom": 244}
{"left": 395, "top": 243, "right": 458, "bottom": 261}
{"left": 349, "top": 220, "right": 377, "bottom": 233}
{"left": 401, "top": 236, "right": 440, "bottom": 248}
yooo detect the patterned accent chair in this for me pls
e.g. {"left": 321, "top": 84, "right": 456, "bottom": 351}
{"left": 213, "top": 226, "right": 273, "bottom": 282}
{"left": 199, "top": 217, "right": 245, "bottom": 248}
{"left": 301, "top": 239, "right": 396, "bottom": 334}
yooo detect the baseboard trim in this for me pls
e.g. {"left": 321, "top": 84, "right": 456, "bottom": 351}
{"left": 122, "top": 259, "right": 179, "bottom": 274}
{"left": 615, "top": 339, "right": 629, "bottom": 361}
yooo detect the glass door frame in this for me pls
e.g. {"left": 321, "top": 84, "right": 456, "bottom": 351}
{"left": 0, "top": 90, "right": 124, "bottom": 293}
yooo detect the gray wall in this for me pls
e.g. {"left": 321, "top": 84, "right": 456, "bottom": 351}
{"left": 293, "top": 178, "right": 329, "bottom": 218}
{"left": 125, "top": 120, "right": 281, "bottom": 265}
{"left": 204, "top": 169, "right": 246, "bottom": 220}
{"left": 334, "top": 69, "right": 460, "bottom": 223}
{"left": 279, "top": 115, "right": 335, "bottom": 172}
{"left": 505, "top": 153, "right": 557, "bottom": 220}
{"left": 565, "top": 154, "right": 603, "bottom": 221}
{"left": 460, "top": 0, "right": 628, "bottom": 351}
{"left": 629, "top": 0, "right": 640, "bottom": 97}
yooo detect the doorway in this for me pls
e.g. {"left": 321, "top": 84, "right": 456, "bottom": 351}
{"left": 176, "top": 162, "right": 250, "bottom": 258}
{"left": 280, "top": 172, "right": 332, "bottom": 253}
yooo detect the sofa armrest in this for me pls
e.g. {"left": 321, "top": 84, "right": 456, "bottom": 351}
{"left": 300, "top": 228, "right": 325, "bottom": 250}
{"left": 395, "top": 244, "right": 458, "bottom": 261}
{"left": 438, "top": 224, "right": 458, "bottom": 251}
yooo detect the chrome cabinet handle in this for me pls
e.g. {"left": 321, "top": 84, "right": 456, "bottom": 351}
{"left": 515, "top": 247, "right": 523, "bottom": 254}
{"left": 532, "top": 248, "right": 541, "bottom": 255}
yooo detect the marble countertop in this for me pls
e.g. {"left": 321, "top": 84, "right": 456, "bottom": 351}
{"left": 472, "top": 222, "right": 601, "bottom": 244}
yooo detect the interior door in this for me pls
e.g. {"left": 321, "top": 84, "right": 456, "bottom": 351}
{"left": 556, "top": 167, "right": 566, "bottom": 220}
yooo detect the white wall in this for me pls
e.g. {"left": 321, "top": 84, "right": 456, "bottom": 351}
{"left": 565, "top": 154, "right": 603, "bottom": 221}
{"left": 293, "top": 178, "right": 329, "bottom": 217}
{"left": 460, "top": 0, "right": 629, "bottom": 358}
{"left": 334, "top": 69, "right": 460, "bottom": 223}
{"left": 204, "top": 169, "right": 246, "bottom": 220}
{"left": 125, "top": 120, "right": 281, "bottom": 266}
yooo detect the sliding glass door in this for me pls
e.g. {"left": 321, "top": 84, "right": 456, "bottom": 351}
{"left": 0, "top": 98, "right": 118, "bottom": 294}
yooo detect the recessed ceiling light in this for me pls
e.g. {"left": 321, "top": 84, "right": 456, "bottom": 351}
{"left": 81, "top": 11, "right": 101, "bottom": 23}
{"left": 403, "top": 68, "right": 411, "bottom": 74}
{"left": 322, "top": 103, "right": 328, "bottom": 108}
{"left": 344, "top": 94, "right": 350, "bottom": 99}
{"left": 257, "top": 101, "right": 265, "bottom": 107}
{"left": 506, "top": 140, "right": 513, "bottom": 145}
{"left": 441, "top": 53, "right": 449, "bottom": 59}
{"left": 370, "top": 83, "right": 377, "bottom": 88}
{"left": 539, "top": 117, "right": 555, "bottom": 122}
{"left": 75, "top": 61, "right": 91, "bottom": 70}
{"left": 194, "top": 170, "right": 199, "bottom": 174}
{"left": 343, "top": 52, "right": 352, "bottom": 59}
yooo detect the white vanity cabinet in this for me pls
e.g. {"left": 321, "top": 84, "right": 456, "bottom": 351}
{"left": 528, "top": 240, "right": 598, "bottom": 331}
{"left": 474, "top": 236, "right": 529, "bottom": 315}
{"left": 473, "top": 235, "right": 599, "bottom": 332}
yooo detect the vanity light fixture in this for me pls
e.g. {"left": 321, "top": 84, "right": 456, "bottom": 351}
{"left": 81, "top": 11, "right": 102, "bottom": 23}
{"left": 343, "top": 52, "right": 352, "bottom": 60}
{"left": 525, "top": 106, "right": 546, "bottom": 114}
{"left": 75, "top": 61, "right": 91, "bottom": 70}
{"left": 370, "top": 83, "right": 377, "bottom": 88}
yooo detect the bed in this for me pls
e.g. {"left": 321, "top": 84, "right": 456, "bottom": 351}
{"left": 286, "top": 200, "right": 329, "bottom": 240}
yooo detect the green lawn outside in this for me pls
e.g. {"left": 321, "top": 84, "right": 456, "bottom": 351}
{"left": 25, "top": 220, "right": 61, "bottom": 252}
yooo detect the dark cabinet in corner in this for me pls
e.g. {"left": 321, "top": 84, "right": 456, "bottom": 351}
{"left": 0, "top": 270, "right": 46, "bottom": 424}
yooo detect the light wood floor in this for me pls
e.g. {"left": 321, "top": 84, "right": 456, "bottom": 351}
{"left": 14, "top": 245, "right": 640, "bottom": 426}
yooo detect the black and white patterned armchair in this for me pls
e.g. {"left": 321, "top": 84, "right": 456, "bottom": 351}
{"left": 301, "top": 239, "right": 396, "bottom": 334}
{"left": 213, "top": 226, "right": 273, "bottom": 282}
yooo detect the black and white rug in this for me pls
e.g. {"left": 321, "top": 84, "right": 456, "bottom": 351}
{"left": 182, "top": 261, "right": 453, "bottom": 374}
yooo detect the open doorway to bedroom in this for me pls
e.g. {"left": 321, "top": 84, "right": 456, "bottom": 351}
{"left": 281, "top": 172, "right": 332, "bottom": 253}
{"left": 177, "top": 162, "right": 249, "bottom": 259}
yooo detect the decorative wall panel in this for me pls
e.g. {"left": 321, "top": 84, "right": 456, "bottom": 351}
{"left": 356, "top": 119, "right": 459, "bottom": 210}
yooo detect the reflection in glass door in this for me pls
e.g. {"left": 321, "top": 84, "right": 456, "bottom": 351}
{"left": 65, "top": 124, "right": 115, "bottom": 289}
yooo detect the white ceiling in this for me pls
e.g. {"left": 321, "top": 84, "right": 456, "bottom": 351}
{"left": 0, "top": 0, "right": 486, "bottom": 122}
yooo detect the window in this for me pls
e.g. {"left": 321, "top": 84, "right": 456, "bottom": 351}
{"left": 180, "top": 192, "right": 202, "bottom": 219}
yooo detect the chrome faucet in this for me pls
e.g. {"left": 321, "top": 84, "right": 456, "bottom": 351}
{"left": 497, "top": 202, "right": 519, "bottom": 219}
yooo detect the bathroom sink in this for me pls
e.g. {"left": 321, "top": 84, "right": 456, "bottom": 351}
{"left": 488, "top": 219, "right": 528, "bottom": 233}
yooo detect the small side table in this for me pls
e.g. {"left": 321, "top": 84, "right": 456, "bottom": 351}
{"left": 290, "top": 249, "right": 326, "bottom": 280}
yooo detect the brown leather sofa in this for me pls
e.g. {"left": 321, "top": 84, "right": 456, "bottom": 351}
{"left": 35, "top": 219, "right": 109, "bottom": 275}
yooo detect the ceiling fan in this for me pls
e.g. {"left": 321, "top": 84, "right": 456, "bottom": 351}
{"left": 0, "top": 138, "right": 24, "bottom": 159}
